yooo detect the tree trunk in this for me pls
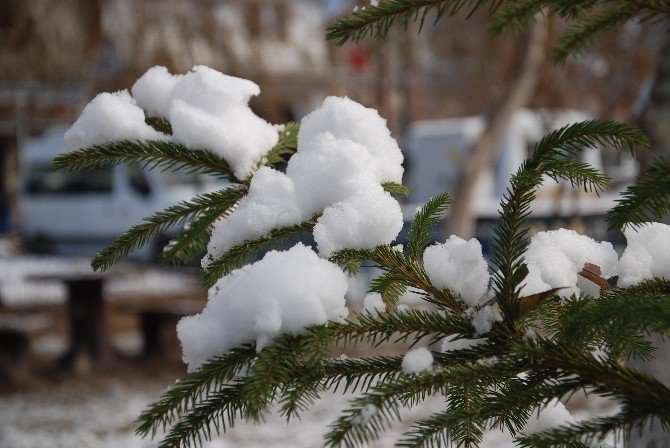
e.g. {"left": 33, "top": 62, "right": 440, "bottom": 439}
{"left": 445, "top": 18, "right": 548, "bottom": 239}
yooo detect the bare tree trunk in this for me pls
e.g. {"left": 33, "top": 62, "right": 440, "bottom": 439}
{"left": 445, "top": 18, "right": 548, "bottom": 239}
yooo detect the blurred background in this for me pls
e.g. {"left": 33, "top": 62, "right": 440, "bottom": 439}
{"left": 0, "top": 1, "right": 667, "bottom": 447}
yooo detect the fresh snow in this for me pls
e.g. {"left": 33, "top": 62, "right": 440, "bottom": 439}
{"left": 363, "top": 292, "right": 385, "bottom": 315}
{"left": 207, "top": 96, "right": 405, "bottom": 262}
{"left": 618, "top": 222, "right": 670, "bottom": 287}
{"left": 297, "top": 96, "right": 404, "bottom": 184}
{"left": 423, "top": 235, "right": 490, "bottom": 307}
{"left": 178, "top": 243, "right": 348, "bottom": 371}
{"left": 313, "top": 188, "right": 403, "bottom": 258}
{"left": 69, "top": 65, "right": 278, "bottom": 180}
{"left": 521, "top": 228, "right": 618, "bottom": 298}
{"left": 467, "top": 306, "right": 503, "bottom": 336}
{"left": 351, "top": 404, "right": 378, "bottom": 426}
{"left": 401, "top": 347, "right": 434, "bottom": 374}
{"left": 64, "top": 90, "right": 168, "bottom": 150}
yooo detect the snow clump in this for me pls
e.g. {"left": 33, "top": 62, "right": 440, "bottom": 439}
{"left": 363, "top": 292, "right": 386, "bottom": 315}
{"left": 521, "top": 229, "right": 618, "bottom": 298}
{"left": 64, "top": 90, "right": 168, "bottom": 149}
{"left": 467, "top": 306, "right": 503, "bottom": 336}
{"left": 67, "top": 66, "right": 278, "bottom": 180}
{"left": 401, "top": 347, "right": 434, "bottom": 374}
{"left": 313, "top": 188, "right": 403, "bottom": 257}
{"left": 297, "top": 96, "right": 404, "bottom": 184}
{"left": 177, "top": 243, "right": 349, "bottom": 371}
{"left": 423, "top": 235, "right": 490, "bottom": 307}
{"left": 207, "top": 96, "right": 405, "bottom": 262}
{"left": 618, "top": 222, "right": 670, "bottom": 288}
{"left": 352, "top": 404, "right": 378, "bottom": 426}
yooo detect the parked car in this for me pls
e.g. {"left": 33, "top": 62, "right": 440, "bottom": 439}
{"left": 17, "top": 126, "right": 230, "bottom": 261}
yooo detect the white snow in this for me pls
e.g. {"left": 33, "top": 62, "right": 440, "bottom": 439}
{"left": 313, "top": 188, "right": 403, "bottom": 258}
{"left": 363, "top": 292, "right": 386, "bottom": 315}
{"left": 521, "top": 229, "right": 618, "bottom": 298}
{"left": 206, "top": 167, "right": 307, "bottom": 260}
{"left": 618, "top": 222, "right": 670, "bottom": 288}
{"left": 169, "top": 66, "right": 278, "bottom": 180}
{"left": 401, "top": 347, "right": 434, "bottom": 374}
{"left": 287, "top": 132, "right": 378, "bottom": 214}
{"left": 207, "top": 97, "right": 405, "bottom": 263}
{"left": 441, "top": 335, "right": 486, "bottom": 353}
{"left": 467, "top": 306, "right": 503, "bottom": 336}
{"left": 130, "top": 66, "right": 183, "bottom": 117}
{"left": 64, "top": 90, "right": 168, "bottom": 150}
{"left": 297, "top": 96, "right": 404, "bottom": 184}
{"left": 178, "top": 243, "right": 349, "bottom": 371}
{"left": 423, "top": 235, "right": 490, "bottom": 307}
{"left": 351, "top": 404, "right": 378, "bottom": 426}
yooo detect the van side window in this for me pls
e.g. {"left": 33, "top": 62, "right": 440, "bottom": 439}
{"left": 26, "top": 164, "right": 112, "bottom": 195}
{"left": 128, "top": 164, "right": 151, "bottom": 197}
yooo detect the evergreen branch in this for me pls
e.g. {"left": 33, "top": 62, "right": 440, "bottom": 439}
{"left": 488, "top": 0, "right": 546, "bottom": 34}
{"left": 136, "top": 344, "right": 257, "bottom": 438}
{"left": 492, "top": 120, "right": 648, "bottom": 324}
{"left": 407, "top": 192, "right": 452, "bottom": 260}
{"left": 200, "top": 222, "right": 315, "bottom": 288}
{"left": 262, "top": 122, "right": 299, "bottom": 167}
{"left": 158, "top": 382, "right": 248, "bottom": 448}
{"left": 382, "top": 181, "right": 410, "bottom": 196}
{"left": 309, "top": 309, "right": 473, "bottom": 349}
{"left": 52, "top": 139, "right": 238, "bottom": 182}
{"left": 160, "top": 206, "right": 227, "bottom": 265}
{"left": 325, "top": 0, "right": 496, "bottom": 45}
{"left": 324, "top": 373, "right": 444, "bottom": 447}
{"left": 369, "top": 272, "right": 408, "bottom": 310}
{"left": 145, "top": 116, "right": 173, "bottom": 135}
{"left": 553, "top": 4, "right": 637, "bottom": 64}
{"left": 607, "top": 157, "right": 670, "bottom": 230}
{"left": 516, "top": 410, "right": 663, "bottom": 448}
{"left": 91, "top": 187, "right": 244, "bottom": 271}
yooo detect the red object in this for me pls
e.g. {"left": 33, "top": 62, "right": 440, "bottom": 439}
{"left": 349, "top": 44, "right": 371, "bottom": 73}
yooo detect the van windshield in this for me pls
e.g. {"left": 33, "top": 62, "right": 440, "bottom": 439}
{"left": 25, "top": 164, "right": 112, "bottom": 195}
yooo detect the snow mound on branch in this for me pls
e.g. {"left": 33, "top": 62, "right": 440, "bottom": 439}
{"left": 313, "top": 188, "right": 403, "bottom": 258}
{"left": 168, "top": 66, "right": 278, "bottom": 180}
{"left": 205, "top": 167, "right": 307, "bottom": 262}
{"left": 521, "top": 229, "right": 618, "bottom": 298}
{"left": 131, "top": 66, "right": 183, "bottom": 117}
{"left": 423, "top": 236, "right": 490, "bottom": 307}
{"left": 363, "top": 292, "right": 385, "bottom": 314}
{"left": 178, "top": 243, "right": 348, "bottom": 372}
{"left": 468, "top": 306, "right": 502, "bottom": 336}
{"left": 618, "top": 222, "right": 670, "bottom": 288}
{"left": 206, "top": 97, "right": 405, "bottom": 263}
{"left": 287, "top": 132, "right": 378, "bottom": 214}
{"left": 298, "top": 96, "right": 404, "bottom": 184}
{"left": 64, "top": 90, "right": 168, "bottom": 149}
{"left": 401, "top": 347, "right": 433, "bottom": 374}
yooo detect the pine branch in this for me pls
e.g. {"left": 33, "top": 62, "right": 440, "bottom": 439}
{"left": 488, "top": 0, "right": 546, "bottom": 34}
{"left": 262, "top": 122, "right": 299, "bottom": 167}
{"left": 553, "top": 4, "right": 637, "bottom": 64}
{"left": 91, "top": 187, "right": 244, "bottom": 271}
{"left": 407, "top": 192, "right": 452, "bottom": 260}
{"left": 491, "top": 120, "right": 648, "bottom": 324}
{"left": 145, "top": 116, "right": 173, "bottom": 135}
{"left": 160, "top": 206, "right": 227, "bottom": 266}
{"left": 382, "top": 181, "right": 410, "bottom": 196}
{"left": 325, "top": 0, "right": 497, "bottom": 45}
{"left": 52, "top": 139, "right": 239, "bottom": 182}
{"left": 200, "top": 221, "right": 315, "bottom": 288}
{"left": 369, "top": 272, "right": 408, "bottom": 310}
{"left": 607, "top": 157, "right": 670, "bottom": 230}
{"left": 136, "top": 344, "right": 257, "bottom": 438}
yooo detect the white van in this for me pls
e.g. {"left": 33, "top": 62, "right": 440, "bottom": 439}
{"left": 17, "top": 126, "right": 230, "bottom": 260}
